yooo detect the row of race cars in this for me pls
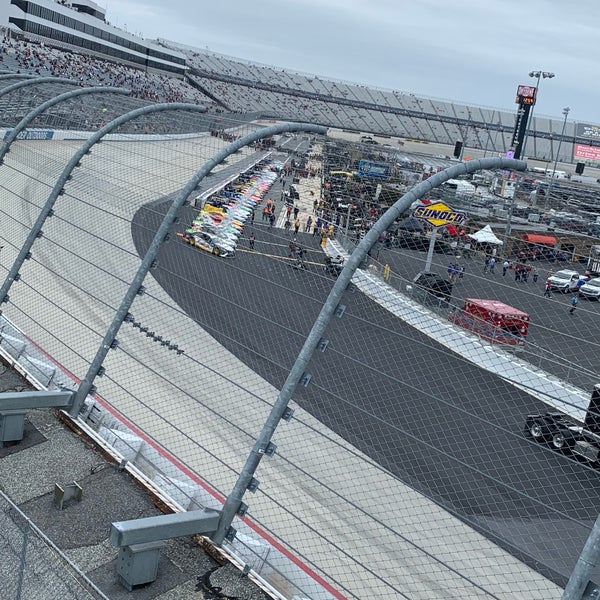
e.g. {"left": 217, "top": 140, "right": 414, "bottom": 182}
{"left": 181, "top": 159, "right": 284, "bottom": 256}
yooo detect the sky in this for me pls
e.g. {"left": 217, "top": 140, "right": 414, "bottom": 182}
{"left": 103, "top": 0, "right": 599, "bottom": 123}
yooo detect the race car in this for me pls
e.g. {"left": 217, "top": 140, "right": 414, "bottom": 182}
{"left": 182, "top": 231, "right": 235, "bottom": 257}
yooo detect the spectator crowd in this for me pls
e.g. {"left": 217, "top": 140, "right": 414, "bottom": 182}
{"left": 0, "top": 32, "right": 212, "bottom": 107}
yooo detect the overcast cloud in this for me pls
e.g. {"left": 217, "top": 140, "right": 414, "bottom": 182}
{"left": 104, "top": 0, "right": 599, "bottom": 123}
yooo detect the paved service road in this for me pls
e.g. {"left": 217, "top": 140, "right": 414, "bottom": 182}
{"left": 133, "top": 194, "right": 600, "bottom": 586}
{"left": 376, "top": 242, "right": 600, "bottom": 391}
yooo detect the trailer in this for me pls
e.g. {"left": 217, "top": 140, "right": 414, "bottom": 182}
{"left": 587, "top": 245, "right": 600, "bottom": 276}
{"left": 525, "top": 384, "right": 600, "bottom": 462}
{"left": 449, "top": 298, "right": 529, "bottom": 345}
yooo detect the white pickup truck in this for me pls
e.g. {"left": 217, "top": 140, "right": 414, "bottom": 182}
{"left": 546, "top": 269, "right": 588, "bottom": 293}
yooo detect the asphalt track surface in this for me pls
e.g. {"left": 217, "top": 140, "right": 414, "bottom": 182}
{"left": 0, "top": 136, "right": 591, "bottom": 597}
{"left": 378, "top": 244, "right": 600, "bottom": 392}
{"left": 133, "top": 192, "right": 600, "bottom": 587}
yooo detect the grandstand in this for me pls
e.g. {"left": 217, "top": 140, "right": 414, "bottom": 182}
{"left": 0, "top": 0, "right": 187, "bottom": 75}
{"left": 0, "top": 3, "right": 598, "bottom": 166}
{"left": 174, "top": 44, "right": 593, "bottom": 164}
{"left": 1, "top": 14, "right": 600, "bottom": 600}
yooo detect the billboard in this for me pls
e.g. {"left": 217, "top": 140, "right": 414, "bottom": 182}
{"left": 516, "top": 84, "right": 536, "bottom": 105}
{"left": 576, "top": 123, "right": 600, "bottom": 140}
{"left": 574, "top": 143, "right": 600, "bottom": 162}
{"left": 358, "top": 160, "right": 389, "bottom": 179}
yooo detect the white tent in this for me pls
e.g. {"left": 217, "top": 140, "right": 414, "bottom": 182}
{"left": 469, "top": 224, "right": 503, "bottom": 245}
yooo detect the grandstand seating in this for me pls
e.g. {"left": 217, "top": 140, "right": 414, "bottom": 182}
{"left": 0, "top": 29, "right": 587, "bottom": 162}
{"left": 181, "top": 46, "right": 583, "bottom": 162}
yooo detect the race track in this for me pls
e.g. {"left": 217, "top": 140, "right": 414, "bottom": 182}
{"left": 0, "top": 136, "right": 576, "bottom": 599}
{"left": 133, "top": 195, "right": 600, "bottom": 587}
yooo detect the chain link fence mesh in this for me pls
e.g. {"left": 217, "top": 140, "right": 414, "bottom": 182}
{"left": 1, "top": 105, "right": 599, "bottom": 600}
{"left": 0, "top": 491, "right": 108, "bottom": 600}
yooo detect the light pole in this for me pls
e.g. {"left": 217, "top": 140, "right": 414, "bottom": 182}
{"left": 545, "top": 106, "right": 570, "bottom": 210}
{"left": 521, "top": 70, "right": 555, "bottom": 159}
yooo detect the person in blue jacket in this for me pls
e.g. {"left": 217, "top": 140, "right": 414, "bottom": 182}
{"left": 569, "top": 294, "right": 578, "bottom": 314}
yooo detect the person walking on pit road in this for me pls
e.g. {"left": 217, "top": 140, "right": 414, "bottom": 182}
{"left": 249, "top": 232, "right": 255, "bottom": 250}
{"left": 305, "top": 215, "right": 313, "bottom": 232}
{"left": 544, "top": 280, "right": 552, "bottom": 297}
{"left": 313, "top": 217, "right": 322, "bottom": 237}
{"left": 502, "top": 260, "right": 509, "bottom": 276}
{"left": 569, "top": 294, "right": 578, "bottom": 314}
{"left": 294, "top": 218, "right": 301, "bottom": 234}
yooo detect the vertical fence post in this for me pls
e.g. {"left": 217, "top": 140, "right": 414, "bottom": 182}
{"left": 562, "top": 513, "right": 600, "bottom": 600}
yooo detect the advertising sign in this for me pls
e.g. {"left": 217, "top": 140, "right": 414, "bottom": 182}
{"left": 576, "top": 123, "right": 600, "bottom": 140}
{"left": 4, "top": 129, "right": 54, "bottom": 140}
{"left": 516, "top": 85, "right": 536, "bottom": 104}
{"left": 358, "top": 160, "right": 389, "bottom": 179}
{"left": 574, "top": 143, "right": 600, "bottom": 162}
{"left": 413, "top": 201, "right": 467, "bottom": 228}
{"left": 3, "top": 129, "right": 54, "bottom": 141}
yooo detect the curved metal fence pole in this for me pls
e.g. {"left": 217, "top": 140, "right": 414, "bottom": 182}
{"left": 68, "top": 121, "right": 327, "bottom": 417}
{"left": 0, "top": 85, "right": 131, "bottom": 163}
{"left": 0, "top": 102, "right": 207, "bottom": 311}
{"left": 212, "top": 156, "right": 527, "bottom": 545}
{"left": 0, "top": 73, "right": 38, "bottom": 81}
{"left": 0, "top": 76, "right": 76, "bottom": 98}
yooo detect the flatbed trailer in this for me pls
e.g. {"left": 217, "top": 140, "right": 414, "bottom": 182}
{"left": 525, "top": 384, "right": 600, "bottom": 463}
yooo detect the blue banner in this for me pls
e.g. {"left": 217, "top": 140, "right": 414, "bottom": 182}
{"left": 4, "top": 129, "right": 54, "bottom": 141}
{"left": 358, "top": 160, "right": 389, "bottom": 179}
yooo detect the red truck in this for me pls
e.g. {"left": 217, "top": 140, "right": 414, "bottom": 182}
{"left": 449, "top": 298, "right": 530, "bottom": 346}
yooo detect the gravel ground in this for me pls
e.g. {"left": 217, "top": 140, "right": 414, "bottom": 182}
{"left": 0, "top": 357, "right": 271, "bottom": 600}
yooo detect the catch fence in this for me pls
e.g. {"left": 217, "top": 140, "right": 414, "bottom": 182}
{"left": 1, "top": 111, "right": 599, "bottom": 599}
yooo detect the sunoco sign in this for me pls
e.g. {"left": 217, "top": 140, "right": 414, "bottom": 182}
{"left": 412, "top": 201, "right": 467, "bottom": 228}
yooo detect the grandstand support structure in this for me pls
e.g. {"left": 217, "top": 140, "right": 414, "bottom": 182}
{"left": 0, "top": 101, "right": 209, "bottom": 324}
{"left": 0, "top": 85, "right": 132, "bottom": 163}
{"left": 212, "top": 156, "right": 528, "bottom": 546}
{"left": 68, "top": 120, "right": 327, "bottom": 419}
